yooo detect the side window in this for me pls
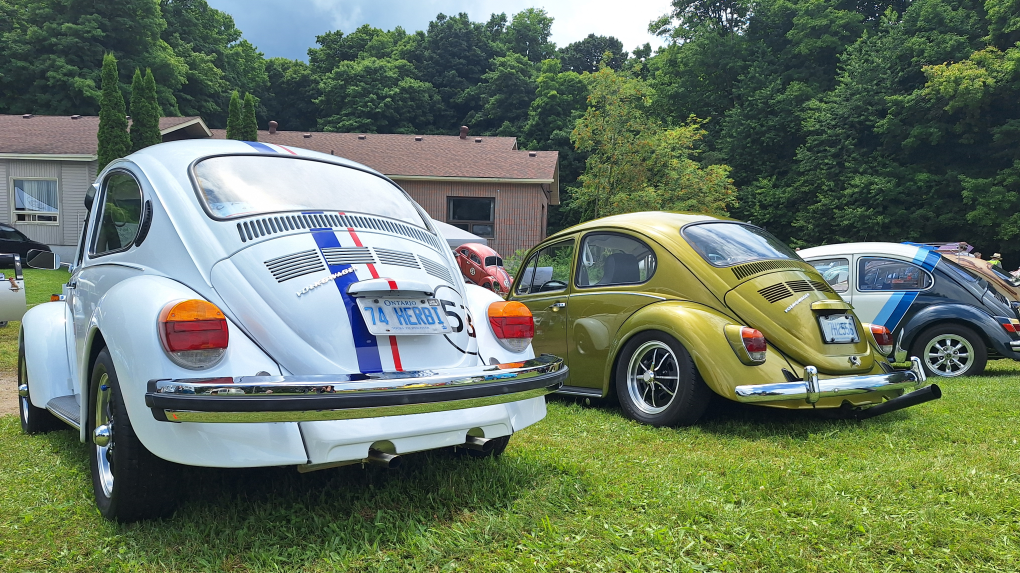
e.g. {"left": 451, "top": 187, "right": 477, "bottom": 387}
{"left": 515, "top": 240, "right": 574, "bottom": 294}
{"left": 469, "top": 253, "right": 482, "bottom": 265}
{"left": 91, "top": 172, "right": 143, "bottom": 256}
{"left": 576, "top": 233, "right": 656, "bottom": 287}
{"left": 808, "top": 257, "right": 850, "bottom": 293}
{"left": 858, "top": 257, "right": 932, "bottom": 291}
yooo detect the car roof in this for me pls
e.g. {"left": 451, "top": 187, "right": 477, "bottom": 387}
{"left": 798, "top": 242, "right": 930, "bottom": 261}
{"left": 544, "top": 211, "right": 731, "bottom": 243}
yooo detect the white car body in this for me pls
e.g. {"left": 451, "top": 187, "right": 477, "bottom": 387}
{"left": 0, "top": 254, "right": 26, "bottom": 325}
{"left": 18, "top": 140, "right": 565, "bottom": 519}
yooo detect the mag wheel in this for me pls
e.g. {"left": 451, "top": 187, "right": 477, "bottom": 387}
{"left": 911, "top": 324, "right": 987, "bottom": 378}
{"left": 615, "top": 332, "right": 711, "bottom": 426}
{"left": 89, "top": 348, "right": 180, "bottom": 522}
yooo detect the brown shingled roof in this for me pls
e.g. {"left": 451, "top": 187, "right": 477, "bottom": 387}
{"left": 0, "top": 114, "right": 206, "bottom": 155}
{"left": 208, "top": 129, "right": 559, "bottom": 184}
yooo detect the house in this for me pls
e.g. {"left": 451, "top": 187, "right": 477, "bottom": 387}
{"left": 0, "top": 114, "right": 559, "bottom": 260}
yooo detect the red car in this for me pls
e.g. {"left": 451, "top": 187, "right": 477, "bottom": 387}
{"left": 454, "top": 243, "right": 512, "bottom": 293}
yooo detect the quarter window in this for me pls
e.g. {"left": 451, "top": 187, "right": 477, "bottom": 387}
{"left": 12, "top": 178, "right": 59, "bottom": 223}
{"left": 808, "top": 258, "right": 850, "bottom": 293}
{"left": 515, "top": 240, "right": 574, "bottom": 294}
{"left": 858, "top": 257, "right": 932, "bottom": 291}
{"left": 576, "top": 233, "right": 656, "bottom": 287}
{"left": 447, "top": 197, "right": 494, "bottom": 238}
{"left": 91, "top": 173, "right": 143, "bottom": 256}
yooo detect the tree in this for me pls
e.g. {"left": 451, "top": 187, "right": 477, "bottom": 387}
{"left": 241, "top": 92, "right": 257, "bottom": 140}
{"left": 130, "top": 68, "right": 162, "bottom": 152}
{"left": 505, "top": 8, "right": 556, "bottom": 63}
{"left": 559, "top": 34, "right": 628, "bottom": 73}
{"left": 468, "top": 53, "right": 536, "bottom": 134}
{"left": 225, "top": 90, "right": 241, "bottom": 139}
{"left": 98, "top": 53, "right": 130, "bottom": 169}
{"left": 571, "top": 66, "right": 735, "bottom": 220}
{"left": 317, "top": 58, "right": 440, "bottom": 133}
{"left": 263, "top": 58, "right": 319, "bottom": 131}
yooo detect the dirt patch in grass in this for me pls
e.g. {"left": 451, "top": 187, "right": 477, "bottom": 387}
{"left": 1, "top": 374, "right": 17, "bottom": 417}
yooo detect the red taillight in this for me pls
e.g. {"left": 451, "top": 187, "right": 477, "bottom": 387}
{"left": 741, "top": 327, "right": 767, "bottom": 361}
{"left": 867, "top": 323, "right": 894, "bottom": 355}
{"left": 488, "top": 301, "right": 534, "bottom": 352}
{"left": 159, "top": 300, "right": 228, "bottom": 368}
{"left": 1001, "top": 321, "right": 1018, "bottom": 333}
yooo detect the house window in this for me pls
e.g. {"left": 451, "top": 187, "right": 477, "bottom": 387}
{"left": 12, "top": 178, "right": 59, "bottom": 223}
{"left": 447, "top": 197, "right": 494, "bottom": 238}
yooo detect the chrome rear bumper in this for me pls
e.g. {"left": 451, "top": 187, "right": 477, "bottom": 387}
{"left": 734, "top": 357, "right": 927, "bottom": 404}
{"left": 146, "top": 355, "right": 566, "bottom": 423}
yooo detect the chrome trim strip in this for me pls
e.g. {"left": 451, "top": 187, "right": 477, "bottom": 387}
{"left": 734, "top": 359, "right": 925, "bottom": 404}
{"left": 567, "top": 292, "right": 667, "bottom": 300}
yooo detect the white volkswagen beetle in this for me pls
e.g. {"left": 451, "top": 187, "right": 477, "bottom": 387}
{"left": 17, "top": 140, "right": 566, "bottom": 522}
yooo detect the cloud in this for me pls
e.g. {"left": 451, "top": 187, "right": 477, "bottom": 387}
{"left": 206, "top": 0, "right": 673, "bottom": 61}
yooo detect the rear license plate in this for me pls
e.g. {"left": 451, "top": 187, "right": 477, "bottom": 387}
{"left": 818, "top": 314, "right": 859, "bottom": 344}
{"left": 356, "top": 297, "right": 451, "bottom": 335}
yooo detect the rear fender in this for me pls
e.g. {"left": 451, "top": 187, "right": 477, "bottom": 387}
{"left": 606, "top": 301, "right": 793, "bottom": 399}
{"left": 899, "top": 303, "right": 1012, "bottom": 355}
{"left": 85, "top": 275, "right": 296, "bottom": 465}
{"left": 20, "top": 301, "right": 74, "bottom": 409}
{"left": 462, "top": 283, "right": 535, "bottom": 365}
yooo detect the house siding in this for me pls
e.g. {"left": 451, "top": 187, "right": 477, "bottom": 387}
{"left": 61, "top": 161, "right": 92, "bottom": 246}
{"left": 397, "top": 180, "right": 548, "bottom": 257}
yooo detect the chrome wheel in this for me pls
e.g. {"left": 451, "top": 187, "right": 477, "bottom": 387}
{"left": 626, "top": 341, "right": 680, "bottom": 415}
{"left": 924, "top": 334, "right": 975, "bottom": 377}
{"left": 94, "top": 373, "right": 115, "bottom": 497}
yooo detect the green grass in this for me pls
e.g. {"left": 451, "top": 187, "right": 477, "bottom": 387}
{"left": 0, "top": 269, "right": 71, "bottom": 374}
{"left": 2, "top": 362, "right": 1019, "bottom": 572}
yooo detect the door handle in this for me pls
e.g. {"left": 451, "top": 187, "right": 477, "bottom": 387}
{"left": 548, "top": 302, "right": 566, "bottom": 311}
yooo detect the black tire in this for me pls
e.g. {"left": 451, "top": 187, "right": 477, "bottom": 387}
{"left": 614, "top": 331, "right": 712, "bottom": 426}
{"left": 910, "top": 323, "right": 988, "bottom": 378}
{"left": 18, "top": 329, "right": 63, "bottom": 434}
{"left": 88, "top": 348, "right": 179, "bottom": 522}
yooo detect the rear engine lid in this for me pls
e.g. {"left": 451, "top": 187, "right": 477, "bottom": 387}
{"left": 211, "top": 224, "right": 475, "bottom": 375}
{"left": 724, "top": 269, "right": 874, "bottom": 375}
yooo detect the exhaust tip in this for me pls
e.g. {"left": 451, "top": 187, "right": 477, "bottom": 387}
{"left": 928, "top": 383, "right": 942, "bottom": 400}
{"left": 463, "top": 435, "right": 495, "bottom": 453}
{"left": 367, "top": 449, "right": 402, "bottom": 469}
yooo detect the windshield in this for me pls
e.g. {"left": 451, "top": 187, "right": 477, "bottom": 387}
{"left": 682, "top": 222, "right": 800, "bottom": 267}
{"left": 192, "top": 155, "right": 427, "bottom": 227}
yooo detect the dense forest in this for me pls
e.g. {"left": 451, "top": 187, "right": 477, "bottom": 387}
{"left": 1, "top": 0, "right": 1019, "bottom": 263}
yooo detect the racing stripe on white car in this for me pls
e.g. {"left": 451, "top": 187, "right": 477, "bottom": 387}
{"left": 242, "top": 141, "right": 298, "bottom": 155}
{"left": 309, "top": 225, "right": 384, "bottom": 374}
{"left": 340, "top": 212, "right": 405, "bottom": 372}
{"left": 873, "top": 246, "right": 941, "bottom": 330}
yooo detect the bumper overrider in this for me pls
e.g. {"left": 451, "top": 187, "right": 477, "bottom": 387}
{"left": 146, "top": 355, "right": 566, "bottom": 423}
{"left": 734, "top": 356, "right": 929, "bottom": 404}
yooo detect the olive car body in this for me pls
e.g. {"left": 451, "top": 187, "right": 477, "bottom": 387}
{"left": 800, "top": 242, "right": 1020, "bottom": 378}
{"left": 454, "top": 242, "right": 512, "bottom": 293}
{"left": 508, "top": 212, "right": 934, "bottom": 427}
{"left": 17, "top": 140, "right": 566, "bottom": 522}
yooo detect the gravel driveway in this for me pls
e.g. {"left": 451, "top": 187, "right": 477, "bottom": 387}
{"left": 1, "top": 375, "right": 18, "bottom": 417}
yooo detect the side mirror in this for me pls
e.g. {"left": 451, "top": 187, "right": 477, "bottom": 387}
{"left": 26, "top": 249, "right": 60, "bottom": 270}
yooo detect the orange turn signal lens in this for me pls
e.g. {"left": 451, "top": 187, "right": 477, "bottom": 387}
{"left": 158, "top": 300, "right": 229, "bottom": 368}
{"left": 487, "top": 301, "right": 534, "bottom": 352}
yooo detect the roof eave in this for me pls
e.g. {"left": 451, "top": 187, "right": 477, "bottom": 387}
{"left": 388, "top": 175, "right": 555, "bottom": 185}
{"left": 0, "top": 153, "right": 97, "bottom": 161}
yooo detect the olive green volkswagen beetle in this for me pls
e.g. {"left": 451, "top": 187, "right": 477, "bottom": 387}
{"left": 508, "top": 212, "right": 941, "bottom": 426}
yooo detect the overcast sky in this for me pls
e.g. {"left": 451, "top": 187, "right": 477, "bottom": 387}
{"left": 204, "top": 0, "right": 673, "bottom": 61}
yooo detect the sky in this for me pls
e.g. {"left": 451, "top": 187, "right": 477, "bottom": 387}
{"left": 204, "top": 0, "right": 674, "bottom": 61}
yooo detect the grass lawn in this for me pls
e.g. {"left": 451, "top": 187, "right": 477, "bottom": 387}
{"left": 1, "top": 269, "right": 1018, "bottom": 571}
{"left": 0, "top": 269, "right": 71, "bottom": 373}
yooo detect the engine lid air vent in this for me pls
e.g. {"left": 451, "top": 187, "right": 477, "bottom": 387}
{"left": 321, "top": 246, "right": 375, "bottom": 267}
{"left": 236, "top": 211, "right": 445, "bottom": 252}
{"left": 758, "top": 283, "right": 794, "bottom": 303}
{"left": 732, "top": 259, "right": 807, "bottom": 281}
{"left": 419, "top": 256, "right": 454, "bottom": 285}
{"left": 265, "top": 250, "right": 325, "bottom": 282}
{"left": 375, "top": 248, "right": 421, "bottom": 269}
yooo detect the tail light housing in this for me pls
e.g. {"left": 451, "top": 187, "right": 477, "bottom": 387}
{"left": 866, "top": 323, "right": 894, "bottom": 356}
{"left": 158, "top": 300, "right": 229, "bottom": 369}
{"left": 741, "top": 327, "right": 767, "bottom": 362}
{"left": 487, "top": 301, "right": 534, "bottom": 352}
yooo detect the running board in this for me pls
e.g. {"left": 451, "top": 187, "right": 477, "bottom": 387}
{"left": 47, "top": 395, "right": 81, "bottom": 430}
{"left": 556, "top": 385, "right": 603, "bottom": 398}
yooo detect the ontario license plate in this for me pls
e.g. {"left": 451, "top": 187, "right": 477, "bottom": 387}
{"left": 356, "top": 297, "right": 451, "bottom": 335}
{"left": 818, "top": 314, "right": 859, "bottom": 343}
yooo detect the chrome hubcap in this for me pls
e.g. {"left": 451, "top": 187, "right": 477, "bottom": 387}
{"left": 626, "top": 341, "right": 680, "bottom": 415}
{"left": 924, "top": 334, "right": 975, "bottom": 377}
{"left": 94, "top": 374, "right": 115, "bottom": 497}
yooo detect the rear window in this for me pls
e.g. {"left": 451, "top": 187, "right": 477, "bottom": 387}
{"left": 484, "top": 256, "right": 503, "bottom": 267}
{"left": 192, "top": 155, "right": 426, "bottom": 227}
{"left": 682, "top": 222, "right": 799, "bottom": 267}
